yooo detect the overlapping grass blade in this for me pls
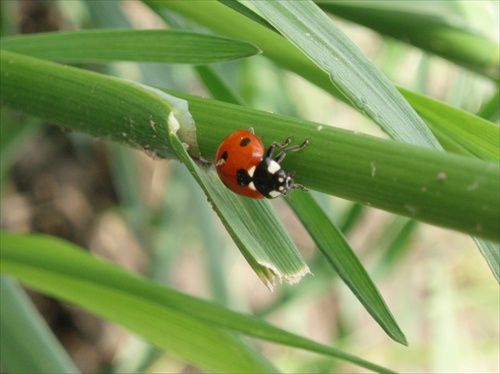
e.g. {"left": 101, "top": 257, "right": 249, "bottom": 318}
{"left": 0, "top": 234, "right": 277, "bottom": 373}
{"left": 0, "top": 233, "right": 396, "bottom": 374}
{"left": 168, "top": 130, "right": 309, "bottom": 288}
{"left": 401, "top": 89, "right": 499, "bottom": 161}
{"left": 1, "top": 30, "right": 260, "bottom": 64}
{"left": 243, "top": 0, "right": 440, "bottom": 149}
{"left": 153, "top": 0, "right": 440, "bottom": 149}
{"left": 318, "top": 1, "right": 499, "bottom": 82}
{"left": 172, "top": 91, "right": 500, "bottom": 243}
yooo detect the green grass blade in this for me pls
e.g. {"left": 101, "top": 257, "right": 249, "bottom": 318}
{"left": 0, "top": 234, "right": 276, "bottom": 374}
{"left": 168, "top": 130, "right": 310, "bottom": 288}
{"left": 0, "top": 50, "right": 308, "bottom": 287}
{"left": 195, "top": 65, "right": 247, "bottom": 106}
{"left": 473, "top": 238, "right": 500, "bottom": 283}
{"left": 318, "top": 1, "right": 499, "bottom": 82}
{"left": 0, "top": 276, "right": 80, "bottom": 374}
{"left": 285, "top": 193, "right": 407, "bottom": 345}
{"left": 1, "top": 29, "right": 260, "bottom": 63}
{"left": 193, "top": 57, "right": 405, "bottom": 335}
{"left": 174, "top": 91, "right": 500, "bottom": 243}
{"left": 477, "top": 90, "right": 500, "bottom": 122}
{"left": 400, "top": 88, "right": 500, "bottom": 161}
{"left": 2, "top": 51, "right": 498, "bottom": 242}
{"left": 244, "top": 0, "right": 440, "bottom": 149}
{"left": 153, "top": 0, "right": 440, "bottom": 149}
{"left": 0, "top": 233, "right": 396, "bottom": 374}
{"left": 0, "top": 50, "right": 195, "bottom": 159}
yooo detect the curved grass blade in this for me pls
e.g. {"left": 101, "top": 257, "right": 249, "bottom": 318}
{"left": 167, "top": 123, "right": 310, "bottom": 289}
{"left": 400, "top": 88, "right": 500, "bottom": 161}
{"left": 193, "top": 61, "right": 405, "bottom": 341}
{"left": 0, "top": 233, "right": 396, "bottom": 373}
{"left": 171, "top": 91, "right": 500, "bottom": 243}
{"left": 238, "top": 0, "right": 441, "bottom": 149}
{"left": 285, "top": 193, "right": 407, "bottom": 345}
{"left": 1, "top": 29, "right": 261, "bottom": 64}
{"left": 0, "top": 234, "right": 277, "bottom": 373}
{"left": 318, "top": 1, "right": 499, "bottom": 82}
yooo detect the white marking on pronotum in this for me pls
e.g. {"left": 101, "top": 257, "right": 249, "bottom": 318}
{"left": 267, "top": 161, "right": 281, "bottom": 174}
{"left": 269, "top": 190, "right": 281, "bottom": 198}
{"left": 248, "top": 182, "right": 257, "bottom": 191}
{"left": 278, "top": 177, "right": 284, "bottom": 183}
{"left": 247, "top": 165, "right": 256, "bottom": 178}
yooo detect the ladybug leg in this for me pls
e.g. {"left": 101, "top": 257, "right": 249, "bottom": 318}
{"left": 274, "top": 137, "right": 310, "bottom": 163}
{"left": 265, "top": 136, "right": 294, "bottom": 158}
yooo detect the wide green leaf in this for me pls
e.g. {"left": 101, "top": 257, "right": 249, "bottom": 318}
{"left": 1, "top": 29, "right": 260, "bottom": 64}
{"left": 0, "top": 233, "right": 395, "bottom": 374}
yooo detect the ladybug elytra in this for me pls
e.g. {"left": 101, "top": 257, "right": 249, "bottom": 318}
{"left": 215, "top": 129, "right": 309, "bottom": 199}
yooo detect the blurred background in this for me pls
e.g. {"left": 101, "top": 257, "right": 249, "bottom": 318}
{"left": 1, "top": 1, "right": 498, "bottom": 373}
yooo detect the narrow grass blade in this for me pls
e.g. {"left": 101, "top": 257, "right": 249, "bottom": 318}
{"left": 318, "top": 1, "right": 499, "bottom": 82}
{"left": 0, "top": 50, "right": 195, "bottom": 159}
{"left": 243, "top": 0, "right": 440, "bottom": 149}
{"left": 477, "top": 90, "right": 500, "bottom": 122}
{"left": 473, "top": 238, "right": 500, "bottom": 283}
{"left": 0, "top": 233, "right": 396, "bottom": 373}
{"left": 2, "top": 51, "right": 498, "bottom": 242}
{"left": 195, "top": 65, "right": 247, "bottom": 106}
{"left": 0, "top": 277, "right": 80, "bottom": 374}
{"left": 1, "top": 30, "right": 260, "bottom": 64}
{"left": 172, "top": 91, "right": 500, "bottom": 243}
{"left": 167, "top": 126, "right": 310, "bottom": 289}
{"left": 401, "top": 88, "right": 500, "bottom": 161}
{"left": 150, "top": 0, "right": 491, "bottom": 155}
{"left": 285, "top": 193, "right": 407, "bottom": 345}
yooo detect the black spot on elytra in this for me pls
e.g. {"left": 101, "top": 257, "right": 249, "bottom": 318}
{"left": 240, "top": 138, "right": 251, "bottom": 147}
{"left": 237, "top": 169, "right": 252, "bottom": 187}
{"left": 220, "top": 151, "right": 228, "bottom": 161}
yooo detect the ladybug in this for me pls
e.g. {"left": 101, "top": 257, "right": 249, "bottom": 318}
{"left": 215, "top": 128, "right": 309, "bottom": 199}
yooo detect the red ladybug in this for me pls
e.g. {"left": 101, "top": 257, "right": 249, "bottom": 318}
{"left": 215, "top": 129, "right": 309, "bottom": 199}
